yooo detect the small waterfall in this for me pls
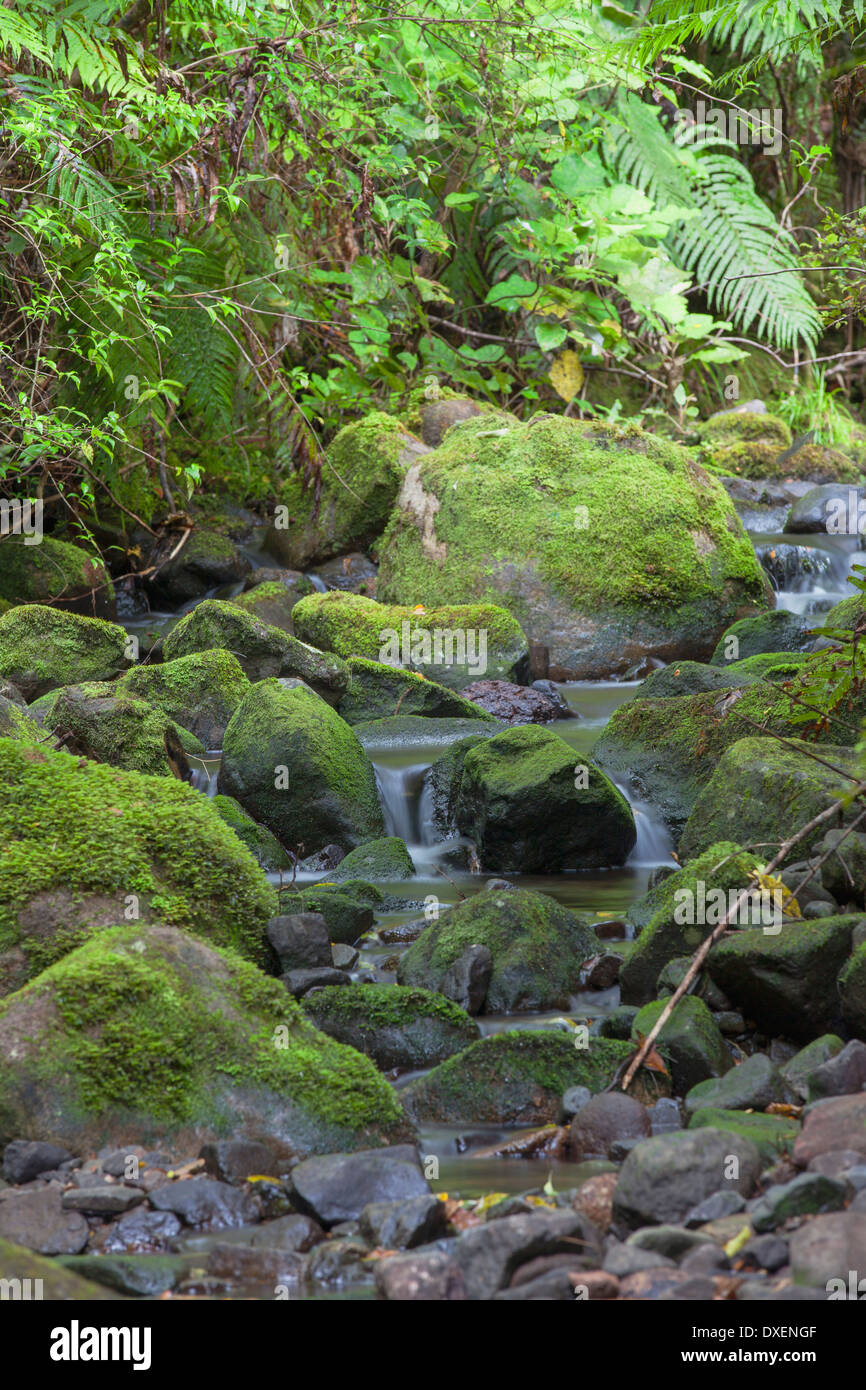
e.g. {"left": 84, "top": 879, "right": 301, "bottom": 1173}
{"left": 751, "top": 532, "right": 866, "bottom": 617}
{"left": 189, "top": 756, "right": 221, "bottom": 798}
{"left": 373, "top": 761, "right": 429, "bottom": 845}
{"left": 612, "top": 778, "right": 674, "bottom": 868}
{"left": 304, "top": 572, "right": 328, "bottom": 593}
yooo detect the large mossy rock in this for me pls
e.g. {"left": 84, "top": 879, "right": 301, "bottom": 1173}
{"left": 837, "top": 943, "right": 866, "bottom": 1038}
{"left": 620, "top": 842, "right": 763, "bottom": 1006}
{"left": 42, "top": 688, "right": 191, "bottom": 777}
{"left": 399, "top": 1032, "right": 636, "bottom": 1125}
{"left": 326, "top": 837, "right": 415, "bottom": 882}
{"left": 0, "top": 924, "right": 413, "bottom": 1155}
{"left": 145, "top": 523, "right": 250, "bottom": 604}
{"left": 117, "top": 649, "right": 249, "bottom": 747}
{"left": 700, "top": 410, "right": 861, "bottom": 483}
{"left": 302, "top": 984, "right": 479, "bottom": 1070}
{"left": 374, "top": 415, "right": 768, "bottom": 679}
{"left": 162, "top": 599, "right": 348, "bottom": 700}
{"left": 637, "top": 652, "right": 806, "bottom": 701}
{"left": 337, "top": 656, "right": 494, "bottom": 725}
{"left": 708, "top": 916, "right": 862, "bottom": 1040}
{"left": 453, "top": 724, "right": 635, "bottom": 872}
{"left": 0, "top": 535, "right": 115, "bottom": 618}
{"left": 212, "top": 794, "right": 293, "bottom": 873}
{"left": 219, "top": 679, "right": 384, "bottom": 853}
{"left": 276, "top": 880, "right": 381, "bottom": 945}
{"left": 679, "top": 737, "right": 860, "bottom": 863}
{"left": 0, "top": 738, "right": 277, "bottom": 994}
{"left": 0, "top": 693, "right": 40, "bottom": 744}
{"left": 292, "top": 590, "right": 529, "bottom": 690}
{"left": 397, "top": 887, "right": 598, "bottom": 1013}
{"left": 265, "top": 413, "right": 428, "bottom": 569}
{"left": 593, "top": 680, "right": 861, "bottom": 836}
{"left": 229, "top": 578, "right": 312, "bottom": 634}
{"left": 709, "top": 610, "right": 813, "bottom": 664}
{"left": 631, "top": 996, "right": 731, "bottom": 1091}
{"left": 0, "top": 606, "right": 129, "bottom": 701}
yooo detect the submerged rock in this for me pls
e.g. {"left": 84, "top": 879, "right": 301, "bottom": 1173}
{"left": 0, "top": 923, "right": 413, "bottom": 1155}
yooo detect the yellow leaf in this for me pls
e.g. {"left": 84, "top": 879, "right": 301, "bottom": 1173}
{"left": 724, "top": 1225, "right": 752, "bottom": 1258}
{"left": 549, "top": 350, "right": 584, "bottom": 402}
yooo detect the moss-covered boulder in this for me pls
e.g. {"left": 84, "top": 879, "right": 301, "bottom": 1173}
{"left": 213, "top": 794, "right": 293, "bottom": 873}
{"left": 0, "top": 738, "right": 277, "bottom": 993}
{"left": 292, "top": 590, "right": 530, "bottom": 691}
{"left": 302, "top": 984, "right": 479, "bottom": 1070}
{"left": 679, "top": 737, "right": 859, "bottom": 863}
{"left": 619, "top": 842, "right": 764, "bottom": 1006}
{"left": 0, "top": 693, "right": 41, "bottom": 744}
{"left": 638, "top": 653, "right": 807, "bottom": 701}
{"left": 230, "top": 580, "right": 311, "bottom": 634}
{"left": 399, "top": 1032, "right": 637, "bottom": 1125}
{"left": 326, "top": 837, "right": 416, "bottom": 882}
{"left": 265, "top": 413, "right": 427, "bottom": 569}
{"left": 219, "top": 679, "right": 384, "bottom": 853}
{"left": 688, "top": 1108, "right": 800, "bottom": 1165}
{"left": 631, "top": 997, "right": 731, "bottom": 1092}
{"left": 0, "top": 534, "right": 115, "bottom": 618}
{"left": 0, "top": 1238, "right": 123, "bottom": 1299}
{"left": 375, "top": 414, "right": 768, "bottom": 679}
{"left": 162, "top": 600, "right": 349, "bottom": 700}
{"left": 145, "top": 520, "right": 250, "bottom": 604}
{"left": 708, "top": 916, "right": 862, "bottom": 1040}
{"left": 397, "top": 887, "right": 598, "bottom": 1013}
{"left": 700, "top": 412, "right": 858, "bottom": 482}
{"left": 0, "top": 606, "right": 129, "bottom": 701}
{"left": 0, "top": 924, "right": 413, "bottom": 1154}
{"left": 710, "top": 610, "right": 813, "bottom": 664}
{"left": 684, "top": 1051, "right": 787, "bottom": 1116}
{"left": 42, "top": 688, "right": 191, "bottom": 777}
{"left": 838, "top": 943, "right": 866, "bottom": 1038}
{"left": 117, "top": 649, "right": 249, "bottom": 747}
{"left": 276, "top": 880, "right": 381, "bottom": 945}
{"left": 337, "top": 657, "right": 495, "bottom": 725}
{"left": 428, "top": 731, "right": 499, "bottom": 836}
{"left": 452, "top": 725, "right": 635, "bottom": 872}
{"left": 594, "top": 681, "right": 861, "bottom": 836}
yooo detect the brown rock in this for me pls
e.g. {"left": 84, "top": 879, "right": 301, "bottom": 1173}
{"left": 571, "top": 1171, "right": 618, "bottom": 1232}
{"left": 793, "top": 1094, "right": 866, "bottom": 1166}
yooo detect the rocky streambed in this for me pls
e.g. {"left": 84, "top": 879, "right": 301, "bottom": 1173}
{"left": 2, "top": 403, "right": 866, "bottom": 1303}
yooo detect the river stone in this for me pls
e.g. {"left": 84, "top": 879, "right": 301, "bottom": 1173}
{"left": 450, "top": 1209, "right": 603, "bottom": 1300}
{"left": 751, "top": 1173, "right": 848, "bottom": 1233}
{"left": 56, "top": 1253, "right": 188, "bottom": 1298}
{"left": 163, "top": 599, "right": 349, "bottom": 699}
{"left": 399, "top": 1033, "right": 640, "bottom": 1126}
{"left": 807, "top": 1039, "right": 866, "bottom": 1099}
{"left": 0, "top": 923, "right": 412, "bottom": 1156}
{"left": 200, "top": 1139, "right": 283, "bottom": 1184}
{"left": 612, "top": 1129, "right": 761, "bottom": 1230}
{"left": 376, "top": 414, "right": 767, "bottom": 679}
{"left": 2, "top": 1140, "right": 75, "bottom": 1185}
{"left": 438, "top": 944, "right": 493, "bottom": 1015}
{"left": 709, "top": 610, "right": 813, "bottom": 664}
{"left": 688, "top": 1108, "right": 800, "bottom": 1165}
{"left": 453, "top": 724, "right": 635, "bottom": 872}
{"left": 396, "top": 887, "right": 598, "bottom": 1013}
{"left": 219, "top": 678, "right": 384, "bottom": 853}
{"left": 631, "top": 996, "right": 731, "bottom": 1091}
{"left": 148, "top": 1178, "right": 259, "bottom": 1229}
{"left": 781, "top": 1035, "right": 845, "bottom": 1100}
{"left": 289, "top": 1145, "right": 429, "bottom": 1227}
{"left": 708, "top": 916, "right": 860, "bottom": 1039}
{"left": 359, "top": 1194, "right": 446, "bottom": 1250}
{"left": 459, "top": 679, "right": 565, "bottom": 725}
{"left": 337, "top": 657, "right": 492, "bottom": 726}
{"left": 0, "top": 606, "right": 129, "bottom": 700}
{"left": 61, "top": 1185, "right": 145, "bottom": 1216}
{"left": 267, "top": 913, "right": 332, "bottom": 970}
{"left": 789, "top": 1212, "right": 866, "bottom": 1290}
{"left": 0, "top": 1188, "right": 88, "bottom": 1255}
{"left": 793, "top": 1094, "right": 866, "bottom": 1165}
{"left": 374, "top": 1247, "right": 467, "bottom": 1300}
{"left": 302, "top": 984, "right": 478, "bottom": 1070}
{"left": 326, "top": 837, "right": 416, "bottom": 882}
{"left": 684, "top": 1051, "right": 786, "bottom": 1115}
{"left": 275, "top": 880, "right": 380, "bottom": 946}
{"left": 43, "top": 687, "right": 191, "bottom": 778}
{"left": 292, "top": 590, "right": 530, "bottom": 690}
{"left": 567, "top": 1092, "right": 651, "bottom": 1160}
{"left": 281, "top": 966, "right": 350, "bottom": 997}
{"left": 117, "top": 649, "right": 250, "bottom": 746}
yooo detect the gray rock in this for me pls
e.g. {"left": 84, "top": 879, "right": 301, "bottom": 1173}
{"left": 751, "top": 1173, "right": 847, "bottom": 1233}
{"left": 684, "top": 1189, "right": 746, "bottom": 1227}
{"left": 785, "top": 484, "right": 866, "bottom": 535}
{"left": 148, "top": 1178, "right": 260, "bottom": 1229}
{"left": 290, "top": 1146, "right": 429, "bottom": 1227}
{"left": 0, "top": 1186, "right": 88, "bottom": 1255}
{"left": 439, "top": 944, "right": 493, "bottom": 1015}
{"left": 788, "top": 1211, "right": 866, "bottom": 1289}
{"left": 740, "top": 1234, "right": 789, "bottom": 1272}
{"left": 2, "top": 1140, "right": 75, "bottom": 1185}
{"left": 375, "top": 1248, "right": 467, "bottom": 1300}
{"left": 267, "top": 912, "right": 332, "bottom": 970}
{"left": 450, "top": 1209, "right": 603, "bottom": 1300}
{"left": 808, "top": 1039, "right": 866, "bottom": 1099}
{"left": 281, "top": 966, "right": 349, "bottom": 997}
{"left": 200, "top": 1139, "right": 282, "bottom": 1184}
{"left": 560, "top": 1086, "right": 592, "bottom": 1122}
{"left": 781, "top": 1034, "right": 845, "bottom": 1101}
{"left": 684, "top": 1051, "right": 786, "bottom": 1116}
{"left": 603, "top": 1242, "right": 673, "bottom": 1276}
{"left": 627, "top": 1226, "right": 714, "bottom": 1259}
{"left": 568, "top": 1092, "right": 651, "bottom": 1160}
{"left": 612, "top": 1129, "right": 761, "bottom": 1230}
{"left": 359, "top": 1194, "right": 446, "bottom": 1250}
{"left": 61, "top": 1185, "right": 145, "bottom": 1215}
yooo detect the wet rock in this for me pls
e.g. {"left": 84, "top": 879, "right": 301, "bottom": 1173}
{"left": 0, "top": 1187, "right": 88, "bottom": 1255}
{"left": 794, "top": 1094, "right": 866, "bottom": 1165}
{"left": 58, "top": 1253, "right": 188, "bottom": 1297}
{"left": 0, "top": 1236, "right": 121, "bottom": 1299}
{"left": 303, "top": 1237, "right": 373, "bottom": 1289}
{"left": 684, "top": 1051, "right": 786, "bottom": 1115}
{"left": 338, "top": 657, "right": 490, "bottom": 725}
{"left": 649, "top": 1097, "right": 683, "bottom": 1135}
{"left": 207, "top": 1243, "right": 304, "bottom": 1287}
{"left": 2, "top": 1140, "right": 74, "bottom": 1185}
{"left": 788, "top": 1211, "right": 866, "bottom": 1289}
{"left": 289, "top": 1146, "right": 429, "bottom": 1227}
{"left": 277, "top": 880, "right": 379, "bottom": 946}
{"left": 374, "top": 1247, "right": 467, "bottom": 1300}
{"left": 331, "top": 944, "right": 359, "bottom": 970}
{"left": 200, "top": 1140, "right": 282, "bottom": 1185}
{"left": 251, "top": 1213, "right": 325, "bottom": 1252}
{"left": 89, "top": 1207, "right": 182, "bottom": 1254}
{"left": 459, "top": 679, "right": 564, "bottom": 725}
{"left": 451, "top": 1209, "right": 603, "bottom": 1300}
{"left": 612, "top": 1129, "right": 761, "bottom": 1231}
{"left": 439, "top": 945, "right": 493, "bottom": 1015}
{"left": 267, "top": 913, "right": 332, "bottom": 971}
{"left": 397, "top": 887, "right": 598, "bottom": 1014}
{"left": 62, "top": 1185, "right": 145, "bottom": 1216}
{"left": 281, "top": 966, "right": 349, "bottom": 997}
{"left": 560, "top": 1086, "right": 592, "bottom": 1122}
{"left": 302, "top": 984, "right": 477, "bottom": 1071}
{"left": 572, "top": 1173, "right": 618, "bottom": 1232}
{"left": 326, "top": 836, "right": 416, "bottom": 882}
{"left": 148, "top": 1178, "right": 259, "bottom": 1230}
{"left": 359, "top": 1194, "right": 446, "bottom": 1250}
{"left": 784, "top": 483, "right": 866, "bottom": 534}
{"left": 567, "top": 1092, "right": 651, "bottom": 1160}
{"left": 585, "top": 953, "right": 622, "bottom": 990}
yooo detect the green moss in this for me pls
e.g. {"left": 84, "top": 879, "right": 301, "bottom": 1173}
{"left": 688, "top": 1107, "right": 800, "bottom": 1164}
{"left": 399, "top": 1031, "right": 639, "bottom": 1124}
{"left": 292, "top": 589, "right": 529, "bottom": 690}
{"left": 375, "top": 415, "right": 767, "bottom": 649}
{"left": 277, "top": 880, "right": 382, "bottom": 944}
{"left": 838, "top": 941, "right": 866, "bottom": 1038}
{"left": 213, "top": 794, "right": 293, "bottom": 872}
{"left": 701, "top": 412, "right": 860, "bottom": 481}
{"left": 0, "top": 535, "right": 114, "bottom": 614}
{"left": 302, "top": 983, "right": 479, "bottom": 1069}
{"left": 709, "top": 610, "right": 813, "bottom": 665}
{"left": 337, "top": 656, "right": 496, "bottom": 725}
{"left": 632, "top": 995, "right": 731, "bottom": 1090}
{"left": 118, "top": 649, "right": 249, "bottom": 746}
{"left": 327, "top": 836, "right": 416, "bottom": 881}
{"left": 230, "top": 581, "right": 310, "bottom": 634}
{"left": 0, "top": 737, "right": 277, "bottom": 982}
{"left": 0, "top": 1238, "right": 121, "bottom": 1300}
{"left": 42, "top": 690, "right": 190, "bottom": 776}
{"left": 0, "top": 694, "right": 41, "bottom": 744}
{"left": 0, "top": 606, "right": 129, "bottom": 700}
{"left": 0, "top": 923, "right": 413, "bottom": 1152}
{"left": 699, "top": 411, "right": 792, "bottom": 449}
